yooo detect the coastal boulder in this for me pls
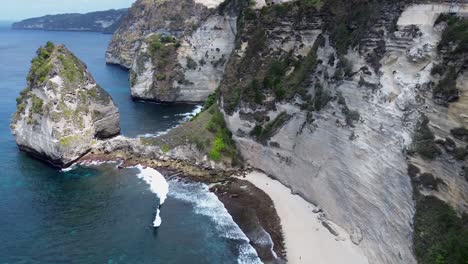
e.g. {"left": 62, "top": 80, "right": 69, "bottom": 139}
{"left": 11, "top": 42, "right": 120, "bottom": 168}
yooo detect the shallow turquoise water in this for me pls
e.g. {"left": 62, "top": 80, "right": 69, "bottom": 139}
{"left": 0, "top": 24, "right": 259, "bottom": 264}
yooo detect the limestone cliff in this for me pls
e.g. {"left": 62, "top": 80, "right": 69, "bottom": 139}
{"left": 217, "top": 1, "right": 468, "bottom": 263}
{"left": 11, "top": 42, "right": 120, "bottom": 168}
{"left": 102, "top": 0, "right": 468, "bottom": 262}
{"left": 106, "top": 0, "right": 242, "bottom": 102}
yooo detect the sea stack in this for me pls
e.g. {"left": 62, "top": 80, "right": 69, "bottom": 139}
{"left": 11, "top": 42, "right": 120, "bottom": 168}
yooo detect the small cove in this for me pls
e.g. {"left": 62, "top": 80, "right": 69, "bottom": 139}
{"left": 0, "top": 23, "right": 260, "bottom": 264}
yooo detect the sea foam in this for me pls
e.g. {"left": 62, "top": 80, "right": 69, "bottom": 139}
{"left": 133, "top": 165, "right": 169, "bottom": 227}
{"left": 137, "top": 105, "right": 202, "bottom": 138}
{"left": 61, "top": 160, "right": 122, "bottom": 172}
{"left": 169, "top": 180, "right": 262, "bottom": 264}
{"left": 176, "top": 104, "right": 202, "bottom": 121}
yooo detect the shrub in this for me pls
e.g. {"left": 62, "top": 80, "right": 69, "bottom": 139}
{"left": 27, "top": 42, "right": 55, "bottom": 85}
{"left": 433, "top": 68, "right": 459, "bottom": 105}
{"left": 250, "top": 112, "right": 290, "bottom": 144}
{"left": 245, "top": 28, "right": 267, "bottom": 59}
{"left": 250, "top": 124, "right": 264, "bottom": 138}
{"left": 336, "top": 93, "right": 359, "bottom": 126}
{"left": 148, "top": 35, "right": 164, "bottom": 56}
{"left": 243, "top": 79, "right": 264, "bottom": 105}
{"left": 327, "top": 0, "right": 379, "bottom": 56}
{"left": 412, "top": 115, "right": 441, "bottom": 160}
{"left": 161, "top": 145, "right": 171, "bottom": 153}
{"left": 205, "top": 108, "right": 237, "bottom": 162}
{"left": 211, "top": 57, "right": 226, "bottom": 68}
{"left": 418, "top": 173, "right": 444, "bottom": 191}
{"left": 408, "top": 164, "right": 421, "bottom": 178}
{"left": 30, "top": 95, "right": 44, "bottom": 114}
{"left": 454, "top": 147, "right": 468, "bottom": 161}
{"left": 225, "top": 88, "right": 241, "bottom": 113}
{"left": 437, "top": 15, "right": 468, "bottom": 54}
{"left": 209, "top": 132, "right": 227, "bottom": 161}
{"left": 17, "top": 103, "right": 26, "bottom": 115}
{"left": 59, "top": 135, "right": 79, "bottom": 148}
{"left": 431, "top": 64, "right": 446, "bottom": 76}
{"left": 313, "top": 84, "right": 331, "bottom": 111}
{"left": 263, "top": 59, "right": 288, "bottom": 101}
{"left": 59, "top": 54, "right": 80, "bottom": 82}
{"left": 451, "top": 127, "right": 468, "bottom": 142}
{"left": 203, "top": 90, "right": 219, "bottom": 111}
{"left": 16, "top": 88, "right": 30, "bottom": 105}
{"left": 199, "top": 58, "right": 206, "bottom": 66}
{"left": 186, "top": 56, "right": 198, "bottom": 70}
{"left": 414, "top": 195, "right": 468, "bottom": 264}
{"left": 286, "top": 38, "right": 321, "bottom": 94}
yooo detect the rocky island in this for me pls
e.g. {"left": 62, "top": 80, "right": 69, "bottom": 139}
{"left": 11, "top": 42, "right": 120, "bottom": 168}
{"left": 12, "top": 9, "right": 128, "bottom": 34}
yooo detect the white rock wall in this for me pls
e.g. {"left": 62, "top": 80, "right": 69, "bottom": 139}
{"left": 225, "top": 4, "right": 467, "bottom": 263}
{"left": 175, "top": 15, "right": 237, "bottom": 101}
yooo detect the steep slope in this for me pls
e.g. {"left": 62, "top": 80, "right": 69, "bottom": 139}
{"left": 11, "top": 42, "right": 120, "bottom": 168}
{"left": 217, "top": 1, "right": 468, "bottom": 263}
{"left": 101, "top": 0, "right": 468, "bottom": 262}
{"left": 106, "top": 0, "right": 244, "bottom": 102}
{"left": 12, "top": 9, "right": 128, "bottom": 33}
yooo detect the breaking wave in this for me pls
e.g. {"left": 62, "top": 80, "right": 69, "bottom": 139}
{"left": 133, "top": 165, "right": 169, "bottom": 227}
{"left": 168, "top": 179, "right": 262, "bottom": 264}
{"left": 137, "top": 104, "right": 202, "bottom": 138}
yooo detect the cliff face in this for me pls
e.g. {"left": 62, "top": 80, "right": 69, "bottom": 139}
{"left": 12, "top": 9, "right": 127, "bottom": 34}
{"left": 11, "top": 42, "right": 120, "bottom": 168}
{"left": 218, "top": 1, "right": 468, "bottom": 263}
{"left": 102, "top": 0, "right": 468, "bottom": 262}
{"left": 106, "top": 0, "right": 242, "bottom": 102}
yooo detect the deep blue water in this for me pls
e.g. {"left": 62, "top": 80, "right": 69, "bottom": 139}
{"left": 0, "top": 23, "right": 259, "bottom": 264}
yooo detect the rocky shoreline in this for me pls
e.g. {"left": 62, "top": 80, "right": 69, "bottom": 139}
{"left": 211, "top": 178, "right": 286, "bottom": 263}
{"left": 78, "top": 151, "right": 286, "bottom": 264}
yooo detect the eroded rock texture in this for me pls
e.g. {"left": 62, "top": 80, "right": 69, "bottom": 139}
{"left": 11, "top": 42, "right": 120, "bottom": 168}
{"left": 107, "top": 0, "right": 242, "bottom": 102}
{"left": 219, "top": 2, "right": 468, "bottom": 263}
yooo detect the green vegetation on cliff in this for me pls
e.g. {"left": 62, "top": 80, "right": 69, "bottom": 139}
{"left": 433, "top": 67, "right": 459, "bottom": 105}
{"left": 205, "top": 109, "right": 237, "bottom": 161}
{"left": 436, "top": 14, "right": 468, "bottom": 55}
{"left": 408, "top": 163, "right": 468, "bottom": 264}
{"left": 250, "top": 112, "right": 291, "bottom": 144}
{"left": 30, "top": 95, "right": 44, "bottom": 115}
{"left": 27, "top": 42, "right": 55, "bottom": 86}
{"left": 59, "top": 135, "right": 79, "bottom": 148}
{"left": 222, "top": 3, "right": 325, "bottom": 114}
{"left": 413, "top": 195, "right": 468, "bottom": 264}
{"left": 58, "top": 52, "right": 84, "bottom": 83}
{"left": 432, "top": 15, "right": 468, "bottom": 106}
{"left": 451, "top": 127, "right": 468, "bottom": 142}
{"left": 327, "top": 0, "right": 379, "bottom": 53}
{"left": 410, "top": 115, "right": 441, "bottom": 160}
{"left": 140, "top": 104, "right": 240, "bottom": 165}
{"left": 145, "top": 34, "right": 182, "bottom": 91}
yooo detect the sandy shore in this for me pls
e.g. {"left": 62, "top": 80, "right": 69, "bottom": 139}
{"left": 243, "top": 171, "right": 369, "bottom": 264}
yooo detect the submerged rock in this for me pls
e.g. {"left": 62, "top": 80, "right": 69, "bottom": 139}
{"left": 11, "top": 42, "right": 120, "bottom": 168}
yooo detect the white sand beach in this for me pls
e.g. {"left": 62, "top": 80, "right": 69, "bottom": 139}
{"left": 243, "top": 171, "right": 369, "bottom": 264}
